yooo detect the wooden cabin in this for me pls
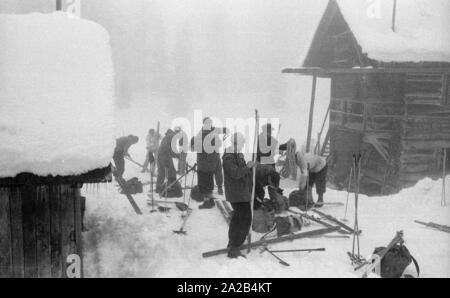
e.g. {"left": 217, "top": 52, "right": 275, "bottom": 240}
{"left": 283, "top": 0, "right": 450, "bottom": 195}
{"left": 0, "top": 167, "right": 111, "bottom": 278}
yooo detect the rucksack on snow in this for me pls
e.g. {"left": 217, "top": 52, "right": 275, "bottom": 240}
{"left": 373, "top": 244, "right": 420, "bottom": 278}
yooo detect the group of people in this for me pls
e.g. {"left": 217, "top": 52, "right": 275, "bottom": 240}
{"left": 112, "top": 118, "right": 328, "bottom": 259}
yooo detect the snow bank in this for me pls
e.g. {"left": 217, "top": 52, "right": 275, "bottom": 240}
{"left": 0, "top": 12, "right": 115, "bottom": 178}
{"left": 336, "top": 0, "right": 450, "bottom": 63}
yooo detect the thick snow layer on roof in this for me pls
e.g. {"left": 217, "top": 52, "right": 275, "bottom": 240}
{"left": 336, "top": 0, "right": 450, "bottom": 63}
{"left": 0, "top": 12, "right": 115, "bottom": 178}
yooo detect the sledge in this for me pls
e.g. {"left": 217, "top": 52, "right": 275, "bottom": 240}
{"left": 116, "top": 177, "right": 143, "bottom": 215}
{"left": 202, "top": 226, "right": 340, "bottom": 258}
{"left": 312, "top": 209, "right": 360, "bottom": 234}
{"left": 357, "top": 231, "right": 404, "bottom": 278}
{"left": 414, "top": 220, "right": 450, "bottom": 234}
{"left": 215, "top": 200, "right": 231, "bottom": 225}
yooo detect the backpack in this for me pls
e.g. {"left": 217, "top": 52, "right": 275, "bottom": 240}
{"left": 160, "top": 180, "right": 183, "bottom": 198}
{"left": 120, "top": 177, "right": 143, "bottom": 195}
{"left": 275, "top": 215, "right": 303, "bottom": 237}
{"left": 190, "top": 185, "right": 204, "bottom": 202}
{"left": 373, "top": 244, "right": 420, "bottom": 278}
{"left": 252, "top": 209, "right": 275, "bottom": 233}
{"left": 288, "top": 189, "right": 314, "bottom": 211}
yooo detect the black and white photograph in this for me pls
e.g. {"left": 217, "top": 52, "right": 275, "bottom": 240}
{"left": 0, "top": 0, "right": 449, "bottom": 282}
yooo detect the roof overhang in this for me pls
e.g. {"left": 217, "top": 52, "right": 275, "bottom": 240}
{"left": 282, "top": 67, "right": 450, "bottom": 78}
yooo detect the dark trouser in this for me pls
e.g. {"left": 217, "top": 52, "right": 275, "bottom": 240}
{"left": 228, "top": 202, "right": 252, "bottom": 248}
{"left": 178, "top": 152, "right": 187, "bottom": 175}
{"left": 214, "top": 157, "right": 223, "bottom": 188}
{"left": 113, "top": 152, "right": 125, "bottom": 179}
{"left": 156, "top": 157, "right": 177, "bottom": 193}
{"left": 198, "top": 170, "right": 214, "bottom": 196}
{"left": 143, "top": 149, "right": 156, "bottom": 170}
{"left": 309, "top": 165, "right": 327, "bottom": 200}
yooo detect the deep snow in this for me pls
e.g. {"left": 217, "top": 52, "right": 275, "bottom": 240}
{"left": 82, "top": 158, "right": 450, "bottom": 278}
{"left": 0, "top": 13, "right": 115, "bottom": 178}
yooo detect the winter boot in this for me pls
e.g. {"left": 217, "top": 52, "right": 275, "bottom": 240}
{"left": 199, "top": 198, "right": 215, "bottom": 209}
{"left": 227, "top": 247, "right": 246, "bottom": 259}
{"left": 218, "top": 186, "right": 224, "bottom": 195}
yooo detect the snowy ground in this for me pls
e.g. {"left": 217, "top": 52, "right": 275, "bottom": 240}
{"left": 82, "top": 157, "right": 450, "bottom": 278}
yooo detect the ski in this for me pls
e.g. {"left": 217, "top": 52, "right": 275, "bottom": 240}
{"left": 116, "top": 177, "right": 143, "bottom": 215}
{"left": 202, "top": 226, "right": 340, "bottom": 258}
{"left": 222, "top": 200, "right": 234, "bottom": 217}
{"left": 125, "top": 156, "right": 148, "bottom": 172}
{"left": 414, "top": 220, "right": 450, "bottom": 234}
{"left": 215, "top": 200, "right": 231, "bottom": 225}
{"left": 312, "top": 209, "right": 360, "bottom": 234}
{"left": 288, "top": 207, "right": 349, "bottom": 235}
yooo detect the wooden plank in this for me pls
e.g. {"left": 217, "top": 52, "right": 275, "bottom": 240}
{"left": 306, "top": 74, "right": 317, "bottom": 152}
{"left": 21, "top": 184, "right": 38, "bottom": 278}
{"left": 0, "top": 188, "right": 12, "bottom": 278}
{"left": 60, "top": 185, "right": 76, "bottom": 278}
{"left": 9, "top": 187, "right": 24, "bottom": 278}
{"left": 50, "top": 185, "right": 62, "bottom": 278}
{"left": 36, "top": 186, "right": 51, "bottom": 278}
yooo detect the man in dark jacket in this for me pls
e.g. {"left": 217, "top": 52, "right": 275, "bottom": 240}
{"left": 113, "top": 135, "right": 139, "bottom": 180}
{"left": 223, "top": 132, "right": 256, "bottom": 258}
{"left": 155, "top": 129, "right": 181, "bottom": 194}
{"left": 191, "top": 117, "right": 228, "bottom": 209}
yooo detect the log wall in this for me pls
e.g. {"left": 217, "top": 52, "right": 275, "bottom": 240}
{"left": 0, "top": 184, "right": 83, "bottom": 278}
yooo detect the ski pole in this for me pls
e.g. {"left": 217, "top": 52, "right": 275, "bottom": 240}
{"left": 342, "top": 167, "right": 353, "bottom": 222}
{"left": 247, "top": 109, "right": 259, "bottom": 254}
{"left": 263, "top": 247, "right": 290, "bottom": 266}
{"left": 270, "top": 248, "right": 325, "bottom": 253}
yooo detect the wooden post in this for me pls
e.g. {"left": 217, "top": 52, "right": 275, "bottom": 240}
{"left": 443, "top": 149, "right": 447, "bottom": 206}
{"left": 56, "top": 0, "right": 63, "bottom": 11}
{"left": 306, "top": 75, "right": 317, "bottom": 153}
{"left": 392, "top": 0, "right": 397, "bottom": 32}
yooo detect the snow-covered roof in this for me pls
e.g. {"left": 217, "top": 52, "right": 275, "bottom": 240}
{"left": 0, "top": 13, "right": 116, "bottom": 178}
{"left": 302, "top": 0, "right": 450, "bottom": 65}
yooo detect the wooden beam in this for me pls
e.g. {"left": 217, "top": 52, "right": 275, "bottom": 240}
{"left": 306, "top": 75, "right": 317, "bottom": 152}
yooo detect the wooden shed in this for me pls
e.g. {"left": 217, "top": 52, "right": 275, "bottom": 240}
{"left": 283, "top": 0, "right": 450, "bottom": 195}
{"left": 0, "top": 11, "right": 115, "bottom": 278}
{"left": 0, "top": 167, "right": 111, "bottom": 278}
